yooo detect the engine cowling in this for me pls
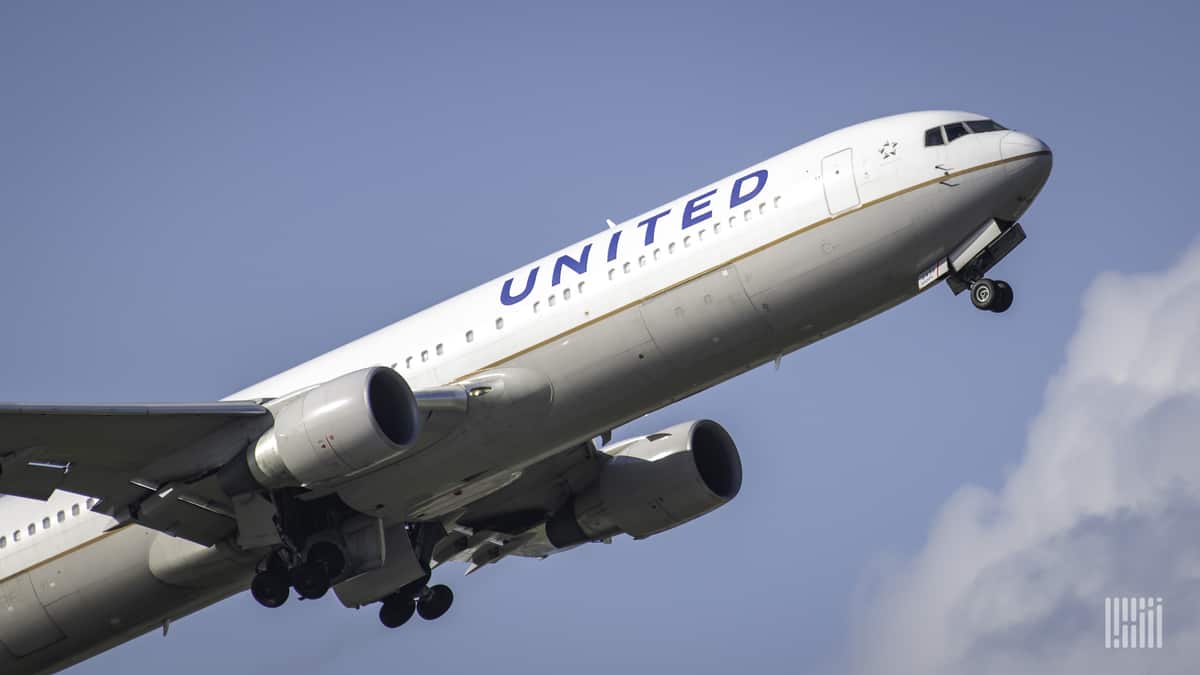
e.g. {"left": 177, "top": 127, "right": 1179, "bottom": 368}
{"left": 236, "top": 367, "right": 421, "bottom": 489}
{"left": 546, "top": 419, "right": 742, "bottom": 548}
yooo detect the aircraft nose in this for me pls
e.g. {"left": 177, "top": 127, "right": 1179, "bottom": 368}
{"left": 999, "top": 131, "right": 1051, "bottom": 160}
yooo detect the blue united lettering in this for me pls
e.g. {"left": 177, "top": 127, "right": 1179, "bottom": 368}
{"left": 499, "top": 168, "right": 768, "bottom": 306}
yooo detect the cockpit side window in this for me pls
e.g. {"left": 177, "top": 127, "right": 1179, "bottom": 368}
{"left": 966, "top": 119, "right": 1006, "bottom": 133}
{"left": 924, "top": 127, "right": 945, "bottom": 147}
{"left": 944, "top": 122, "right": 970, "bottom": 143}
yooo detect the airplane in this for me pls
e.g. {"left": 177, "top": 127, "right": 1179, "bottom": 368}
{"left": 0, "top": 110, "right": 1051, "bottom": 673}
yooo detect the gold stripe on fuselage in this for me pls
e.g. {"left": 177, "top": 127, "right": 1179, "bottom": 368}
{"left": 0, "top": 523, "right": 133, "bottom": 586}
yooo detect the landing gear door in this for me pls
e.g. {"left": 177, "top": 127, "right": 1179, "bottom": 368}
{"left": 821, "top": 148, "right": 860, "bottom": 215}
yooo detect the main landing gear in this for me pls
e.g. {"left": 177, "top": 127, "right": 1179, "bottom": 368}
{"left": 379, "top": 584, "right": 454, "bottom": 628}
{"left": 969, "top": 278, "right": 1013, "bottom": 313}
{"left": 250, "top": 541, "right": 347, "bottom": 608}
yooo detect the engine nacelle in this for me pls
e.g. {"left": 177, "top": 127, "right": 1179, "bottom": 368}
{"left": 235, "top": 367, "right": 421, "bottom": 489}
{"left": 546, "top": 419, "right": 742, "bottom": 548}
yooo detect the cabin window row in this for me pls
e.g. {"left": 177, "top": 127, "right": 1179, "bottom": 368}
{"left": 602, "top": 195, "right": 781, "bottom": 283}
{"left": 532, "top": 281, "right": 587, "bottom": 314}
{"left": 0, "top": 499, "right": 95, "bottom": 549}
{"left": 399, "top": 321, "right": 501, "bottom": 371}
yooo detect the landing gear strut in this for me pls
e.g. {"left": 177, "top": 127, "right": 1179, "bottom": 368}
{"left": 970, "top": 278, "right": 1013, "bottom": 313}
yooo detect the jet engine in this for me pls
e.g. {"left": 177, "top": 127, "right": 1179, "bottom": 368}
{"left": 545, "top": 419, "right": 742, "bottom": 548}
{"left": 226, "top": 367, "right": 421, "bottom": 490}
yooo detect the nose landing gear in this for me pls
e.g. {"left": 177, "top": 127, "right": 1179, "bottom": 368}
{"left": 970, "top": 278, "right": 1013, "bottom": 313}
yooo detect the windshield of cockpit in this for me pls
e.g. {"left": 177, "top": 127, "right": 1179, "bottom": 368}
{"left": 924, "top": 119, "right": 1006, "bottom": 146}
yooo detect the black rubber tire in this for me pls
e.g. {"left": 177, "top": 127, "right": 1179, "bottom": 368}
{"left": 990, "top": 281, "right": 1013, "bottom": 313}
{"left": 250, "top": 572, "right": 290, "bottom": 608}
{"left": 290, "top": 562, "right": 330, "bottom": 600}
{"left": 417, "top": 584, "right": 454, "bottom": 621}
{"left": 380, "top": 598, "right": 416, "bottom": 628}
{"left": 307, "top": 541, "right": 347, "bottom": 578}
{"left": 971, "top": 279, "right": 997, "bottom": 310}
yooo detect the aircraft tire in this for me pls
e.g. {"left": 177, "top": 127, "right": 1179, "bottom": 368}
{"left": 990, "top": 281, "right": 1013, "bottom": 313}
{"left": 417, "top": 584, "right": 454, "bottom": 621}
{"left": 251, "top": 572, "right": 290, "bottom": 608}
{"left": 291, "top": 562, "right": 330, "bottom": 600}
{"left": 380, "top": 597, "right": 417, "bottom": 628}
{"left": 971, "top": 279, "right": 997, "bottom": 311}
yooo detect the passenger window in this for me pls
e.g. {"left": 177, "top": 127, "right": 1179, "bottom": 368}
{"left": 0, "top": 536, "right": 6, "bottom": 548}
{"left": 714, "top": 223, "right": 722, "bottom": 235}
{"left": 577, "top": 281, "right": 585, "bottom": 294}
{"left": 653, "top": 248, "right": 661, "bottom": 260}
{"left": 924, "top": 127, "right": 945, "bottom": 146}
{"left": 729, "top": 216, "right": 737, "bottom": 227}
{"left": 57, "top": 511, "right": 65, "bottom": 522}
{"left": 684, "top": 236, "right": 692, "bottom": 248}
{"left": 623, "top": 262, "right": 631, "bottom": 274}
{"left": 28, "top": 524, "right": 35, "bottom": 536}
{"left": 563, "top": 288, "right": 571, "bottom": 300}
{"left": 42, "top": 517, "right": 50, "bottom": 530}
{"left": 12, "top": 531, "right": 19, "bottom": 542}
{"left": 533, "top": 301, "right": 540, "bottom": 313}
{"left": 668, "top": 242, "right": 676, "bottom": 254}
{"left": 759, "top": 202, "right": 766, "bottom": 215}
{"left": 944, "top": 123, "right": 969, "bottom": 143}
{"left": 548, "top": 294, "right": 556, "bottom": 307}
{"left": 465, "top": 330, "right": 474, "bottom": 343}
{"left": 420, "top": 350, "right": 428, "bottom": 363}
{"left": 638, "top": 256, "right": 646, "bottom": 268}
{"left": 72, "top": 504, "right": 80, "bottom": 516}
{"left": 773, "top": 196, "right": 781, "bottom": 208}
{"left": 87, "top": 498, "right": 95, "bottom": 509}
{"left": 743, "top": 209, "right": 751, "bottom": 221}
{"left": 435, "top": 344, "right": 444, "bottom": 356}
{"left": 495, "top": 317, "right": 504, "bottom": 330}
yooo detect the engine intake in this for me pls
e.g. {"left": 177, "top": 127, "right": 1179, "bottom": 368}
{"left": 235, "top": 367, "right": 421, "bottom": 489}
{"left": 546, "top": 419, "right": 742, "bottom": 548}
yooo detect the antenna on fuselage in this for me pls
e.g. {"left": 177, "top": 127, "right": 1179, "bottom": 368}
{"left": 606, "top": 219, "right": 618, "bottom": 229}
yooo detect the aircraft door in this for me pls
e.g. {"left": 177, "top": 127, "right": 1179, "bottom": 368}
{"left": 821, "top": 148, "right": 860, "bottom": 214}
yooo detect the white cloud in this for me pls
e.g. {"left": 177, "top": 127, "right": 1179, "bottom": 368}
{"left": 850, "top": 243, "right": 1200, "bottom": 675}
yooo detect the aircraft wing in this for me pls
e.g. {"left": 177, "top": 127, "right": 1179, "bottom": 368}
{"left": 0, "top": 402, "right": 273, "bottom": 545}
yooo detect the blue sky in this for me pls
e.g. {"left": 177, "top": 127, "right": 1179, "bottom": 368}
{"left": 1, "top": 2, "right": 1197, "bottom": 673}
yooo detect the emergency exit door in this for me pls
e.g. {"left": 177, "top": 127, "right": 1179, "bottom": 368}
{"left": 821, "top": 148, "right": 860, "bottom": 214}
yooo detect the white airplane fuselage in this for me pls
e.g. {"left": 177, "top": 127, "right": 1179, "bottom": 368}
{"left": 0, "top": 110, "right": 1051, "bottom": 674}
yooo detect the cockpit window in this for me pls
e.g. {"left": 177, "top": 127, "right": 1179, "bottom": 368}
{"left": 926, "top": 119, "right": 1008, "bottom": 148}
{"left": 966, "top": 119, "right": 1007, "bottom": 133}
{"left": 944, "top": 122, "right": 969, "bottom": 143}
